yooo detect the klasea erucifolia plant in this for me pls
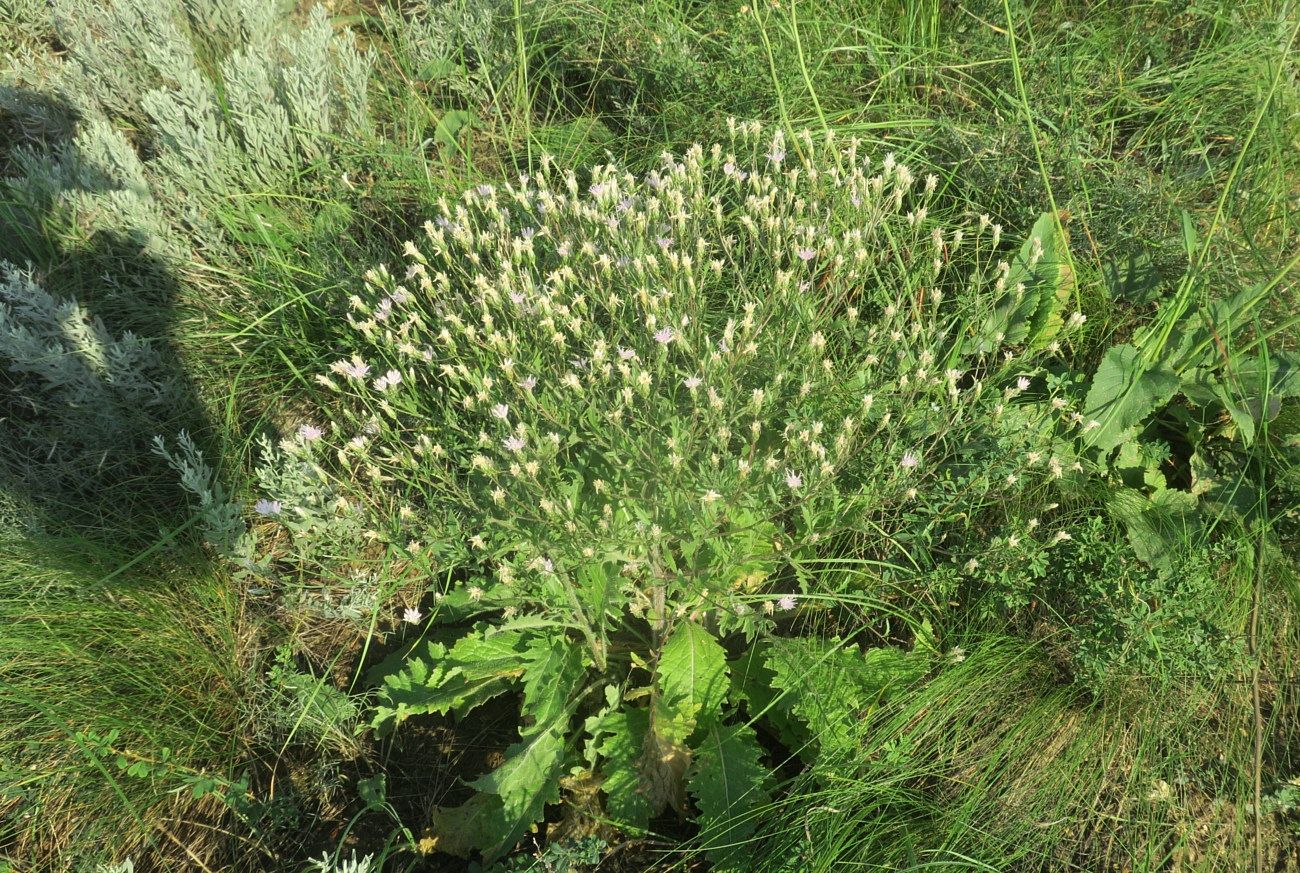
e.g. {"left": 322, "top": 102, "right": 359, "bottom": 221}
{"left": 246, "top": 123, "right": 1091, "bottom": 860}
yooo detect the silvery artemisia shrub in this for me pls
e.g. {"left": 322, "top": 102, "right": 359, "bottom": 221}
{"left": 3, "top": 1, "right": 373, "bottom": 260}
{"left": 0, "top": 262, "right": 180, "bottom": 497}
{"left": 251, "top": 123, "right": 1092, "bottom": 643}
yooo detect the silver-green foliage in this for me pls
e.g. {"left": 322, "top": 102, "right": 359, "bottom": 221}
{"left": 144, "top": 6, "right": 373, "bottom": 216}
{"left": 6, "top": 0, "right": 374, "bottom": 257}
{"left": 307, "top": 851, "right": 373, "bottom": 873}
{"left": 393, "top": 0, "right": 513, "bottom": 105}
{"left": 0, "top": 262, "right": 179, "bottom": 482}
{"left": 7, "top": 119, "right": 180, "bottom": 257}
{"left": 52, "top": 0, "right": 200, "bottom": 122}
{"left": 152, "top": 431, "right": 255, "bottom": 570}
{"left": 0, "top": 0, "right": 51, "bottom": 52}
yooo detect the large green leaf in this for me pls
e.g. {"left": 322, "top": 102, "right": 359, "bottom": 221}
{"left": 462, "top": 633, "right": 585, "bottom": 859}
{"left": 654, "top": 621, "right": 729, "bottom": 745}
{"left": 1083, "top": 344, "right": 1182, "bottom": 453}
{"left": 371, "top": 628, "right": 531, "bottom": 735}
{"left": 520, "top": 635, "right": 585, "bottom": 730}
{"left": 765, "top": 638, "right": 928, "bottom": 760}
{"left": 594, "top": 707, "right": 654, "bottom": 829}
{"left": 1108, "top": 487, "right": 1202, "bottom": 571}
{"left": 467, "top": 723, "right": 568, "bottom": 858}
{"left": 688, "top": 722, "right": 772, "bottom": 870}
{"left": 965, "top": 212, "right": 1072, "bottom": 355}
{"left": 427, "top": 793, "right": 509, "bottom": 859}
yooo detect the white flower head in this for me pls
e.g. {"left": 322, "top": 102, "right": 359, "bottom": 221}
{"left": 254, "top": 498, "right": 282, "bottom": 517}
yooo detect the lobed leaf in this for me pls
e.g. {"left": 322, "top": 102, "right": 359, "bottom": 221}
{"left": 688, "top": 722, "right": 772, "bottom": 870}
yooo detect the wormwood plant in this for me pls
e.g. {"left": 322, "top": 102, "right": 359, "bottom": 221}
{"left": 0, "top": 261, "right": 182, "bottom": 497}
{"left": 3, "top": 0, "right": 373, "bottom": 263}
{"left": 236, "top": 123, "right": 1098, "bottom": 861}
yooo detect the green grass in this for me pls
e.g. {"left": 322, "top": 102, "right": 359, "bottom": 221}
{"left": 0, "top": 534, "right": 247, "bottom": 871}
{"left": 1, "top": 0, "right": 1298, "bottom": 870}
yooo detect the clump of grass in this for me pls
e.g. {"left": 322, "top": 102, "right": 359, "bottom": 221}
{"left": 0, "top": 534, "right": 247, "bottom": 871}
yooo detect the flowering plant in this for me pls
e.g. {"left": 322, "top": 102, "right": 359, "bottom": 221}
{"left": 247, "top": 123, "right": 1090, "bottom": 859}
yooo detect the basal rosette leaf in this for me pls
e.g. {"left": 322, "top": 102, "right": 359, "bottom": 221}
{"left": 467, "top": 723, "right": 568, "bottom": 858}
{"left": 653, "top": 620, "right": 729, "bottom": 745}
{"left": 372, "top": 628, "right": 532, "bottom": 735}
{"left": 601, "top": 621, "right": 730, "bottom": 823}
{"left": 1108, "top": 486, "right": 1202, "bottom": 571}
{"left": 688, "top": 722, "right": 772, "bottom": 870}
{"left": 593, "top": 707, "right": 654, "bottom": 829}
{"left": 965, "top": 212, "right": 1072, "bottom": 355}
{"left": 1083, "top": 343, "right": 1181, "bottom": 453}
{"left": 452, "top": 632, "right": 586, "bottom": 860}
{"left": 765, "top": 637, "right": 929, "bottom": 760}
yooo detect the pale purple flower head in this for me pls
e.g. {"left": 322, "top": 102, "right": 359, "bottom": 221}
{"left": 900, "top": 451, "right": 920, "bottom": 469}
{"left": 403, "top": 606, "right": 423, "bottom": 625}
{"left": 777, "top": 594, "right": 797, "bottom": 611}
{"left": 1016, "top": 376, "right": 1031, "bottom": 391}
{"left": 656, "top": 236, "right": 674, "bottom": 250}
{"left": 510, "top": 291, "right": 526, "bottom": 306}
{"left": 618, "top": 347, "right": 637, "bottom": 361}
{"left": 767, "top": 146, "right": 786, "bottom": 164}
{"left": 797, "top": 247, "right": 817, "bottom": 262}
{"left": 521, "top": 375, "right": 538, "bottom": 393}
{"left": 723, "top": 161, "right": 737, "bottom": 176}
{"left": 589, "top": 182, "right": 609, "bottom": 197}
{"left": 476, "top": 184, "right": 495, "bottom": 197}
{"left": 342, "top": 360, "right": 370, "bottom": 380}
{"left": 541, "top": 557, "right": 554, "bottom": 573}
{"left": 683, "top": 376, "right": 702, "bottom": 390}
{"left": 254, "top": 498, "right": 282, "bottom": 517}
{"left": 503, "top": 435, "right": 526, "bottom": 453}
{"left": 491, "top": 403, "right": 510, "bottom": 420}
{"left": 653, "top": 327, "right": 675, "bottom": 345}
{"left": 785, "top": 470, "right": 803, "bottom": 490}
{"left": 298, "top": 423, "right": 323, "bottom": 441}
